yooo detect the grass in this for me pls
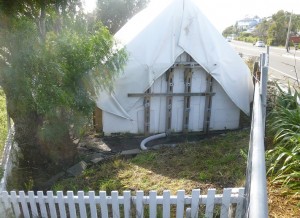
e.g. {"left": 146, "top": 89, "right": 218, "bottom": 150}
{"left": 53, "top": 129, "right": 249, "bottom": 195}
{"left": 0, "top": 88, "right": 8, "bottom": 157}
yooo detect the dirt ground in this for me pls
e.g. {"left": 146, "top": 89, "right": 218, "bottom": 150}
{"left": 78, "top": 130, "right": 228, "bottom": 153}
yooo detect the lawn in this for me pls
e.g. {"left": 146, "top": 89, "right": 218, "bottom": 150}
{"left": 53, "top": 130, "right": 249, "bottom": 194}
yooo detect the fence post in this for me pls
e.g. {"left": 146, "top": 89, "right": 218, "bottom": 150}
{"left": 261, "top": 66, "right": 268, "bottom": 128}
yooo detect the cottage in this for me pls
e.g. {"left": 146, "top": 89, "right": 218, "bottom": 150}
{"left": 95, "top": 0, "right": 254, "bottom": 135}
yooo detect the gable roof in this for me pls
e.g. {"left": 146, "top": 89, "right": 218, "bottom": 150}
{"left": 96, "top": 0, "right": 254, "bottom": 118}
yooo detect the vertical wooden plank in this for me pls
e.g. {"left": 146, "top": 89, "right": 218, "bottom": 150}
{"left": 235, "top": 188, "right": 245, "bottom": 218}
{"left": 111, "top": 191, "right": 120, "bottom": 218}
{"left": 191, "top": 189, "right": 200, "bottom": 218}
{"left": 67, "top": 191, "right": 77, "bottom": 218}
{"left": 220, "top": 188, "right": 232, "bottom": 218}
{"left": 183, "top": 68, "right": 192, "bottom": 132}
{"left": 176, "top": 190, "right": 185, "bottom": 218}
{"left": 136, "top": 191, "right": 144, "bottom": 218}
{"left": 88, "top": 191, "right": 98, "bottom": 218}
{"left": 144, "top": 88, "right": 151, "bottom": 135}
{"left": 123, "top": 191, "right": 131, "bottom": 218}
{"left": 28, "top": 191, "right": 38, "bottom": 217}
{"left": 149, "top": 191, "right": 157, "bottom": 218}
{"left": 93, "top": 107, "right": 103, "bottom": 132}
{"left": 205, "top": 189, "right": 216, "bottom": 218}
{"left": 165, "top": 69, "right": 174, "bottom": 132}
{"left": 57, "top": 191, "right": 67, "bottom": 218}
{"left": 99, "top": 191, "right": 109, "bottom": 218}
{"left": 78, "top": 191, "right": 87, "bottom": 218}
{"left": 19, "top": 191, "right": 30, "bottom": 218}
{"left": 163, "top": 190, "right": 170, "bottom": 218}
{"left": 1, "top": 191, "right": 12, "bottom": 216}
{"left": 47, "top": 191, "right": 57, "bottom": 218}
{"left": 10, "top": 191, "right": 21, "bottom": 217}
{"left": 203, "top": 74, "right": 213, "bottom": 133}
{"left": 186, "top": 208, "right": 191, "bottom": 218}
{"left": 37, "top": 191, "right": 48, "bottom": 218}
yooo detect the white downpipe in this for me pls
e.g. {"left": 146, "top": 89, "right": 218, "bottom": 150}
{"left": 140, "top": 133, "right": 167, "bottom": 150}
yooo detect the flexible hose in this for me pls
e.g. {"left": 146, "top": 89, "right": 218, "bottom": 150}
{"left": 140, "top": 133, "right": 167, "bottom": 150}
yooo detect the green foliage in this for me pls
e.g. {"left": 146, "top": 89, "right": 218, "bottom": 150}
{"left": 0, "top": 2, "right": 127, "bottom": 147}
{"left": 222, "top": 25, "right": 237, "bottom": 37}
{"left": 0, "top": 89, "right": 7, "bottom": 156}
{"left": 234, "top": 10, "right": 300, "bottom": 46}
{"left": 236, "top": 32, "right": 258, "bottom": 44}
{"left": 267, "top": 84, "right": 300, "bottom": 194}
{"left": 95, "top": 0, "right": 149, "bottom": 34}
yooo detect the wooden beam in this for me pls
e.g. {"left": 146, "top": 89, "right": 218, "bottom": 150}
{"left": 128, "top": 93, "right": 215, "bottom": 97}
{"left": 183, "top": 68, "right": 192, "bottom": 133}
{"left": 165, "top": 69, "right": 174, "bottom": 132}
{"left": 144, "top": 88, "right": 151, "bottom": 135}
{"left": 203, "top": 74, "right": 214, "bottom": 134}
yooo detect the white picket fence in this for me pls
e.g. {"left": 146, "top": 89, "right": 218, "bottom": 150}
{"left": 0, "top": 188, "right": 245, "bottom": 218}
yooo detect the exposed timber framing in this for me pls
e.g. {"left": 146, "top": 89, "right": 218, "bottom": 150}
{"left": 144, "top": 88, "right": 151, "bottom": 135}
{"left": 165, "top": 69, "right": 174, "bottom": 132}
{"left": 183, "top": 69, "right": 192, "bottom": 133}
{"left": 128, "top": 93, "right": 215, "bottom": 97}
{"left": 203, "top": 74, "right": 213, "bottom": 133}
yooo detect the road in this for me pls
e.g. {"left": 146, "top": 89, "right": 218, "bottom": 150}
{"left": 230, "top": 40, "right": 300, "bottom": 85}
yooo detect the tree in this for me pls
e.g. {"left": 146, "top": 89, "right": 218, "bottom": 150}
{"left": 95, "top": 0, "right": 149, "bottom": 34}
{"left": 253, "top": 19, "right": 270, "bottom": 42}
{"left": 222, "top": 25, "right": 235, "bottom": 37}
{"left": 0, "top": 0, "right": 127, "bottom": 188}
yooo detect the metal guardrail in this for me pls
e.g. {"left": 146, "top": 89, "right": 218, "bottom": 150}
{"left": 243, "top": 53, "right": 268, "bottom": 217}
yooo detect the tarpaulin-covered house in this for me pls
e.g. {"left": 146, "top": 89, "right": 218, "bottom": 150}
{"left": 95, "top": 0, "right": 254, "bottom": 135}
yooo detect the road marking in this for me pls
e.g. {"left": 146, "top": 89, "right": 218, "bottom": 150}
{"left": 282, "top": 54, "right": 300, "bottom": 61}
{"left": 269, "top": 66, "right": 297, "bottom": 81}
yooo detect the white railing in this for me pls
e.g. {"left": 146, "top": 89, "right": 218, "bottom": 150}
{"left": 0, "top": 127, "right": 14, "bottom": 192}
{"left": 0, "top": 188, "right": 245, "bottom": 218}
{"left": 243, "top": 53, "right": 268, "bottom": 217}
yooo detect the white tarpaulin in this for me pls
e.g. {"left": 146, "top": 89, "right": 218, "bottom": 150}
{"left": 96, "top": 0, "right": 254, "bottom": 119}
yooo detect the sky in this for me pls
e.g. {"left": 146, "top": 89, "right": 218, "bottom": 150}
{"left": 83, "top": 0, "right": 300, "bottom": 32}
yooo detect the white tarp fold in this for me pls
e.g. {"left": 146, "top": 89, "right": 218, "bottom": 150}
{"left": 96, "top": 0, "right": 254, "bottom": 118}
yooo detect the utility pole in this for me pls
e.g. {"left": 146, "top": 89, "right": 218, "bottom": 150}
{"left": 285, "top": 12, "right": 292, "bottom": 52}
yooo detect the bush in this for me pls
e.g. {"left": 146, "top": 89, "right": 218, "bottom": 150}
{"left": 267, "top": 84, "right": 300, "bottom": 194}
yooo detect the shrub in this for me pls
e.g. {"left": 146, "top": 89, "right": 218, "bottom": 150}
{"left": 267, "top": 84, "right": 300, "bottom": 194}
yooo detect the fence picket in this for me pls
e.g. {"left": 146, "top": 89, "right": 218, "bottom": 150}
{"left": 1, "top": 188, "right": 245, "bottom": 218}
{"left": 123, "top": 191, "right": 131, "bottom": 218}
{"left": 67, "top": 191, "right": 77, "bottom": 218}
{"left": 191, "top": 189, "right": 200, "bottom": 217}
{"left": 28, "top": 191, "right": 38, "bottom": 217}
{"left": 111, "top": 191, "right": 120, "bottom": 218}
{"left": 19, "top": 191, "right": 30, "bottom": 218}
{"left": 1, "top": 191, "right": 11, "bottom": 216}
{"left": 163, "top": 190, "right": 170, "bottom": 218}
{"left": 57, "top": 191, "right": 67, "bottom": 218}
{"left": 205, "top": 189, "right": 216, "bottom": 218}
{"left": 88, "top": 191, "right": 98, "bottom": 218}
{"left": 235, "top": 188, "right": 245, "bottom": 218}
{"left": 10, "top": 191, "right": 21, "bottom": 217}
{"left": 37, "top": 191, "right": 48, "bottom": 218}
{"left": 78, "top": 191, "right": 87, "bottom": 218}
{"left": 100, "top": 191, "right": 109, "bottom": 218}
{"left": 149, "top": 191, "right": 157, "bottom": 218}
{"left": 220, "top": 188, "right": 232, "bottom": 218}
{"left": 136, "top": 191, "right": 144, "bottom": 218}
{"left": 176, "top": 190, "right": 185, "bottom": 218}
{"left": 47, "top": 191, "right": 57, "bottom": 218}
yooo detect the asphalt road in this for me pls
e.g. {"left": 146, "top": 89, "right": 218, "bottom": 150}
{"left": 230, "top": 40, "right": 300, "bottom": 85}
